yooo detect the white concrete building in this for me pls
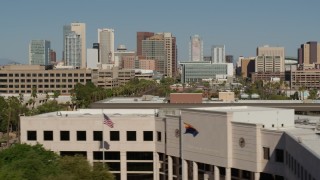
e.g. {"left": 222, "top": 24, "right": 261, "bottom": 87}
{"left": 21, "top": 107, "right": 320, "bottom": 180}
{"left": 87, "top": 48, "right": 99, "bottom": 69}
{"left": 211, "top": 45, "right": 226, "bottom": 63}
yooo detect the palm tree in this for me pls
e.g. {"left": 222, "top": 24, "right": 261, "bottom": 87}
{"left": 298, "top": 86, "right": 306, "bottom": 100}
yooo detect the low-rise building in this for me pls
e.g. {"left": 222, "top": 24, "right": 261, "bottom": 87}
{"left": 20, "top": 106, "right": 320, "bottom": 180}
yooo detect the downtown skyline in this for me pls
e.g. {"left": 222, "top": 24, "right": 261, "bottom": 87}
{"left": 1, "top": 0, "right": 320, "bottom": 64}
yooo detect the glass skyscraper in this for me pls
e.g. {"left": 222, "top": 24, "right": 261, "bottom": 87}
{"left": 29, "top": 40, "right": 51, "bottom": 65}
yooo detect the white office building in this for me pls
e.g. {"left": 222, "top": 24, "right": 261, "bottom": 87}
{"left": 87, "top": 48, "right": 99, "bottom": 69}
{"left": 212, "top": 45, "right": 225, "bottom": 63}
{"left": 21, "top": 106, "right": 320, "bottom": 180}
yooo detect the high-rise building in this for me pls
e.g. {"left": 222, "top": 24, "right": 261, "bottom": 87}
{"left": 93, "top": 43, "right": 100, "bottom": 63}
{"left": 298, "top": 41, "right": 320, "bottom": 65}
{"left": 137, "top": 32, "right": 154, "bottom": 57}
{"left": 142, "top": 33, "right": 177, "bottom": 77}
{"left": 241, "top": 57, "right": 255, "bottom": 78}
{"left": 256, "top": 45, "right": 285, "bottom": 72}
{"left": 87, "top": 48, "right": 98, "bottom": 69}
{"left": 189, "top": 35, "right": 203, "bottom": 61}
{"left": 50, "top": 49, "right": 56, "bottom": 64}
{"left": 63, "top": 22, "right": 86, "bottom": 68}
{"left": 114, "top": 45, "right": 135, "bottom": 68}
{"left": 65, "top": 32, "right": 81, "bottom": 68}
{"left": 225, "top": 55, "right": 233, "bottom": 63}
{"left": 98, "top": 28, "right": 115, "bottom": 65}
{"left": 211, "top": 45, "right": 225, "bottom": 63}
{"left": 29, "top": 40, "right": 51, "bottom": 65}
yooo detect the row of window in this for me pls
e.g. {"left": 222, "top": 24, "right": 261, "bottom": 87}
{"left": 3, "top": 79, "right": 89, "bottom": 83}
{"left": 93, "top": 151, "right": 153, "bottom": 161}
{"left": 27, "top": 130, "right": 155, "bottom": 142}
{"left": 286, "top": 151, "right": 315, "bottom": 180}
{"left": 0, "top": 73, "right": 91, "bottom": 77}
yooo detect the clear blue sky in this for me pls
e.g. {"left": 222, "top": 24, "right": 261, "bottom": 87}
{"left": 1, "top": 0, "right": 320, "bottom": 64}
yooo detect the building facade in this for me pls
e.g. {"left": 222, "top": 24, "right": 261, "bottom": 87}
{"left": 20, "top": 107, "right": 320, "bottom": 180}
{"left": 63, "top": 22, "right": 86, "bottom": 68}
{"left": 180, "top": 61, "right": 233, "bottom": 83}
{"left": 211, "top": 45, "right": 225, "bottom": 63}
{"left": 291, "top": 69, "right": 320, "bottom": 90}
{"left": 87, "top": 48, "right": 99, "bottom": 69}
{"left": 255, "top": 56, "right": 282, "bottom": 73}
{"left": 241, "top": 57, "right": 255, "bottom": 78}
{"left": 98, "top": 28, "right": 115, "bottom": 65}
{"left": 29, "top": 40, "right": 51, "bottom": 65}
{"left": 65, "top": 32, "right": 82, "bottom": 68}
{"left": 189, "top": 35, "right": 203, "bottom": 61}
{"left": 0, "top": 65, "right": 91, "bottom": 94}
{"left": 256, "top": 46, "right": 285, "bottom": 72}
{"left": 137, "top": 32, "right": 154, "bottom": 57}
{"left": 0, "top": 65, "right": 136, "bottom": 94}
{"left": 142, "top": 33, "right": 177, "bottom": 78}
{"left": 298, "top": 41, "right": 320, "bottom": 65}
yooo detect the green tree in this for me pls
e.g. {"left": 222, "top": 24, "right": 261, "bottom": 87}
{"left": 0, "top": 144, "right": 114, "bottom": 180}
{"left": 308, "top": 88, "right": 318, "bottom": 100}
{"left": 53, "top": 90, "right": 60, "bottom": 101}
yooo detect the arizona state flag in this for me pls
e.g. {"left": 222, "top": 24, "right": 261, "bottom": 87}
{"left": 184, "top": 122, "right": 199, "bottom": 137}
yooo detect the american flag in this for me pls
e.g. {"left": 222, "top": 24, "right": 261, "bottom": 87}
{"left": 103, "top": 113, "right": 114, "bottom": 128}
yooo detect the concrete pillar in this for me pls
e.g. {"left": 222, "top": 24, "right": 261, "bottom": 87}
{"left": 225, "top": 167, "right": 231, "bottom": 180}
{"left": 193, "top": 161, "right": 198, "bottom": 180}
{"left": 168, "top": 156, "right": 173, "bottom": 180}
{"left": 214, "top": 166, "right": 220, "bottom": 180}
{"left": 182, "top": 159, "right": 188, "bottom": 180}
{"left": 153, "top": 153, "right": 159, "bottom": 180}
{"left": 254, "top": 172, "right": 260, "bottom": 180}
{"left": 120, "top": 152, "right": 127, "bottom": 180}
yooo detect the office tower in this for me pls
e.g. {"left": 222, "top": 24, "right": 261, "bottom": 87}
{"left": 98, "top": 28, "right": 115, "bottom": 64}
{"left": 298, "top": 41, "right": 320, "bottom": 65}
{"left": 29, "top": 40, "right": 51, "bottom": 65}
{"left": 65, "top": 32, "right": 81, "bottom": 68}
{"left": 50, "top": 50, "right": 56, "bottom": 63}
{"left": 63, "top": 22, "right": 86, "bottom": 68}
{"left": 256, "top": 45, "right": 285, "bottom": 72}
{"left": 137, "top": 32, "right": 154, "bottom": 57}
{"left": 93, "top": 43, "right": 100, "bottom": 63}
{"left": 142, "top": 32, "right": 177, "bottom": 77}
{"left": 189, "top": 35, "right": 203, "bottom": 61}
{"left": 114, "top": 45, "right": 135, "bottom": 68}
{"left": 211, "top": 45, "right": 225, "bottom": 63}
{"left": 241, "top": 57, "right": 255, "bottom": 78}
{"left": 87, "top": 48, "right": 98, "bottom": 69}
{"left": 225, "top": 55, "right": 233, "bottom": 63}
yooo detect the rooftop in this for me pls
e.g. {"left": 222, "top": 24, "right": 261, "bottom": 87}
{"left": 32, "top": 109, "right": 156, "bottom": 118}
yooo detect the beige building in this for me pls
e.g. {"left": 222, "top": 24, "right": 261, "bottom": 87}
{"left": 218, "top": 92, "right": 235, "bottom": 102}
{"left": 0, "top": 65, "right": 91, "bottom": 94}
{"left": 20, "top": 106, "right": 320, "bottom": 179}
{"left": 256, "top": 46, "right": 285, "bottom": 72}
{"left": 0, "top": 65, "right": 135, "bottom": 94}
{"left": 139, "top": 59, "right": 156, "bottom": 71}
{"left": 291, "top": 69, "right": 320, "bottom": 90}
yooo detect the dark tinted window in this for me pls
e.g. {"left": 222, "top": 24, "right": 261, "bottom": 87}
{"left": 77, "top": 131, "right": 86, "bottom": 141}
{"left": 127, "top": 131, "right": 136, "bottom": 141}
{"left": 110, "top": 131, "right": 120, "bottom": 141}
{"left": 93, "top": 131, "right": 103, "bottom": 141}
{"left": 27, "top": 131, "right": 37, "bottom": 141}
{"left": 43, "top": 131, "right": 53, "bottom": 141}
{"left": 60, "top": 131, "right": 70, "bottom": 141}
